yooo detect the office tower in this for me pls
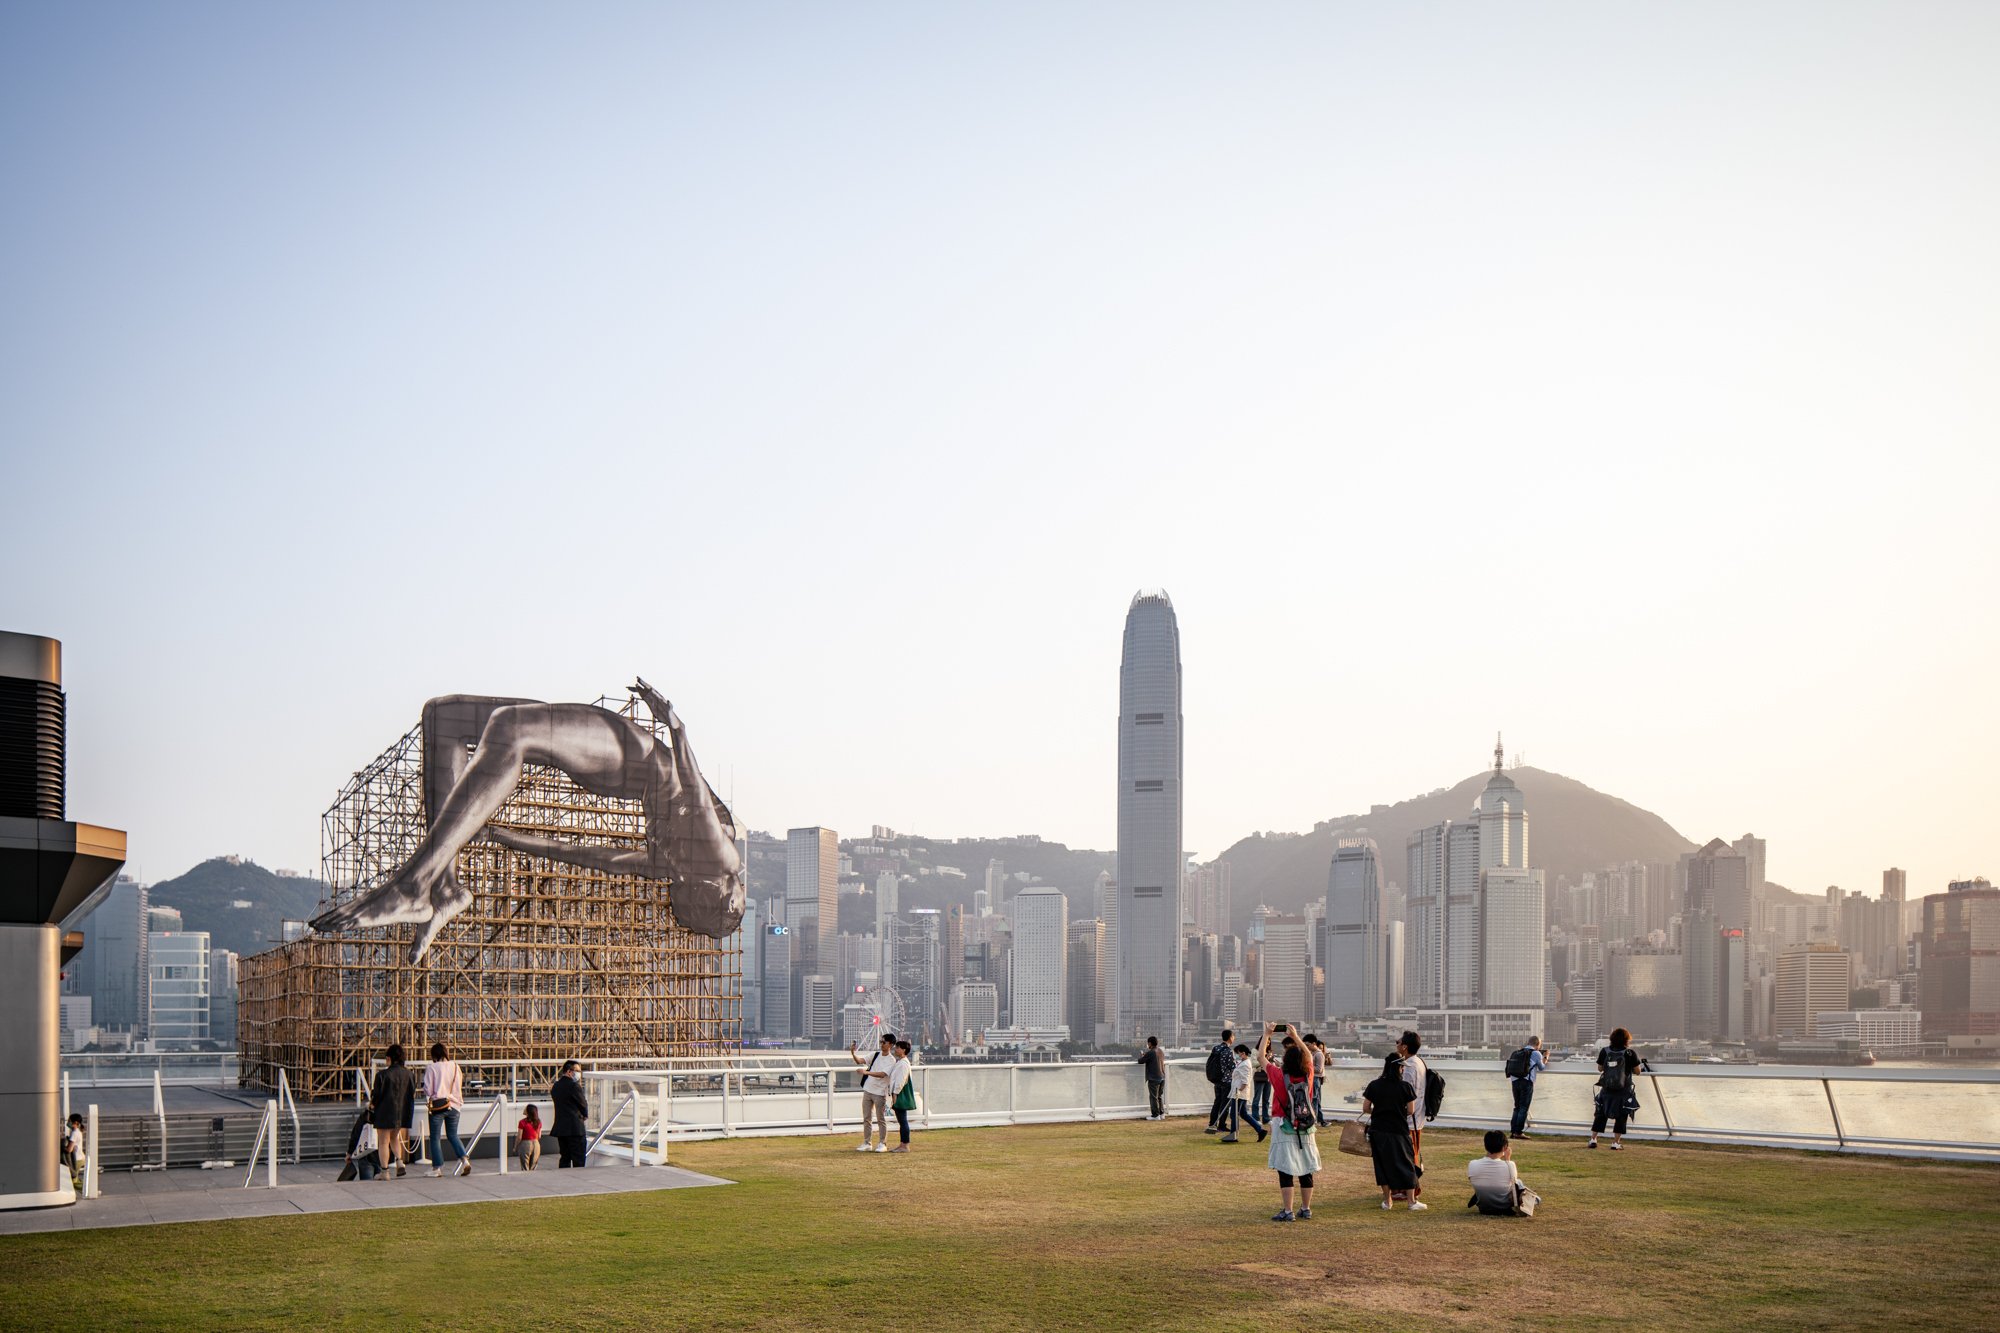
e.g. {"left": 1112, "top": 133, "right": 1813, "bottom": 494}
{"left": 1095, "top": 871, "right": 1118, "bottom": 1038}
{"left": 1010, "top": 887, "right": 1068, "bottom": 1033}
{"left": 1067, "top": 919, "right": 1103, "bottom": 1044}
{"left": 208, "top": 947, "right": 239, "bottom": 1048}
{"left": 891, "top": 909, "right": 944, "bottom": 1041}
{"left": 786, "top": 827, "right": 838, "bottom": 972}
{"left": 1604, "top": 947, "right": 1685, "bottom": 1040}
{"left": 1261, "top": 914, "right": 1310, "bottom": 1027}
{"left": 1733, "top": 833, "right": 1768, "bottom": 928}
{"left": 985, "top": 859, "right": 1008, "bottom": 909}
{"left": 972, "top": 888, "right": 991, "bottom": 917}
{"left": 740, "top": 898, "right": 763, "bottom": 1035}
{"left": 1883, "top": 868, "right": 1907, "bottom": 903}
{"left": 66, "top": 873, "right": 148, "bottom": 1036}
{"left": 146, "top": 905, "right": 183, "bottom": 935}
{"left": 801, "top": 974, "right": 837, "bottom": 1048}
{"left": 1182, "top": 930, "right": 1220, "bottom": 1025}
{"left": 944, "top": 903, "right": 965, "bottom": 1005}
{"left": 1919, "top": 878, "right": 2000, "bottom": 1038}
{"left": 837, "top": 932, "right": 881, "bottom": 998}
{"left": 761, "top": 919, "right": 792, "bottom": 1038}
{"left": 1221, "top": 968, "right": 1243, "bottom": 1026}
{"left": 1383, "top": 920, "right": 1406, "bottom": 1009}
{"left": 875, "top": 871, "right": 899, "bottom": 941}
{"left": 948, "top": 979, "right": 999, "bottom": 1041}
{"left": 1481, "top": 867, "right": 1546, "bottom": 1008}
{"left": 1116, "top": 590, "right": 1183, "bottom": 1042}
{"left": 1324, "top": 839, "right": 1385, "bottom": 1019}
{"left": 1568, "top": 969, "right": 1601, "bottom": 1044}
{"left": 1683, "top": 838, "right": 1752, "bottom": 1040}
{"left": 147, "top": 931, "right": 211, "bottom": 1046}
{"left": 1477, "top": 736, "right": 1528, "bottom": 871}
{"left": 1774, "top": 944, "right": 1854, "bottom": 1039}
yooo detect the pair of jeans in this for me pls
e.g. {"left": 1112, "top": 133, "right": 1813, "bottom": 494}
{"left": 1312, "top": 1075, "right": 1328, "bottom": 1125}
{"left": 557, "top": 1134, "right": 587, "bottom": 1168}
{"left": 1252, "top": 1080, "right": 1271, "bottom": 1121}
{"left": 1208, "top": 1081, "right": 1233, "bottom": 1128}
{"left": 427, "top": 1107, "right": 467, "bottom": 1169}
{"left": 892, "top": 1104, "right": 911, "bottom": 1144}
{"left": 1510, "top": 1078, "right": 1535, "bottom": 1134}
{"left": 1147, "top": 1080, "right": 1166, "bottom": 1118}
{"left": 1233, "top": 1096, "right": 1262, "bottom": 1133}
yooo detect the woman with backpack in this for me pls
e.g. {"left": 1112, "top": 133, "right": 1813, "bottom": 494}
{"left": 1257, "top": 1022, "right": 1321, "bottom": 1222}
{"left": 1590, "top": 1027, "right": 1647, "bottom": 1150}
{"left": 1361, "top": 1054, "right": 1423, "bottom": 1210}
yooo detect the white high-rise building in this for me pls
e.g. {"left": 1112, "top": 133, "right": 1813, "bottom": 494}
{"left": 787, "top": 827, "right": 839, "bottom": 970}
{"left": 1010, "top": 887, "right": 1069, "bottom": 1033}
{"left": 875, "top": 870, "right": 899, "bottom": 942}
{"left": 1409, "top": 741, "right": 1544, "bottom": 1012}
{"left": 1116, "top": 590, "right": 1183, "bottom": 1042}
{"left": 1324, "top": 839, "right": 1386, "bottom": 1019}
{"left": 1407, "top": 819, "right": 1481, "bottom": 1007}
{"left": 1096, "top": 871, "right": 1118, "bottom": 1041}
{"left": 948, "top": 979, "right": 1000, "bottom": 1041}
{"left": 1480, "top": 868, "right": 1546, "bottom": 1008}
{"left": 1261, "top": 914, "right": 1311, "bottom": 1028}
{"left": 147, "top": 931, "right": 211, "bottom": 1047}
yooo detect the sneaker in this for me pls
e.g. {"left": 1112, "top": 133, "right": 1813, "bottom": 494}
{"left": 874, "top": 1143, "right": 888, "bottom": 1153}
{"left": 1610, "top": 1142, "right": 1624, "bottom": 1151}
{"left": 888, "top": 1145, "right": 908, "bottom": 1153}
{"left": 1296, "top": 1207, "right": 1312, "bottom": 1220}
{"left": 1270, "top": 1209, "right": 1294, "bottom": 1222}
{"left": 1219, "top": 1136, "right": 1239, "bottom": 1143}
{"left": 1204, "top": 1127, "right": 1219, "bottom": 1134}
{"left": 1408, "top": 1201, "right": 1428, "bottom": 1212}
{"left": 1587, "top": 1140, "right": 1599, "bottom": 1149}
{"left": 856, "top": 1142, "right": 873, "bottom": 1152}
{"left": 1509, "top": 1133, "right": 1527, "bottom": 1141}
{"left": 428, "top": 1168, "right": 442, "bottom": 1178}
{"left": 456, "top": 1160, "right": 471, "bottom": 1176}
{"left": 395, "top": 1166, "right": 407, "bottom": 1177}
{"left": 1380, "top": 1199, "right": 1392, "bottom": 1210}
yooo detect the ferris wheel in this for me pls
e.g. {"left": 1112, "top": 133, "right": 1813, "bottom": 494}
{"left": 861, "top": 985, "right": 908, "bottom": 1039}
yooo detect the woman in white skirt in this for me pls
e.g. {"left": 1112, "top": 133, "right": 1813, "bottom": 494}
{"left": 1257, "top": 1022, "right": 1322, "bottom": 1222}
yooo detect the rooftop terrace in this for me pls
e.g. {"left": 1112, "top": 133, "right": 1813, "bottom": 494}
{"left": 0, "top": 1120, "right": 1993, "bottom": 1331}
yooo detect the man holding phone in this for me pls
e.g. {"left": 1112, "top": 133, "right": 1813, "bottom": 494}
{"left": 850, "top": 1034, "right": 896, "bottom": 1153}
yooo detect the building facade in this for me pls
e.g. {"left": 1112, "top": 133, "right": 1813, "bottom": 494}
{"left": 1919, "top": 878, "right": 2000, "bottom": 1038}
{"left": 1010, "top": 886, "right": 1069, "bottom": 1034}
{"left": 1116, "top": 590, "right": 1183, "bottom": 1042}
{"left": 1773, "top": 944, "right": 1854, "bottom": 1040}
{"left": 1323, "top": 838, "right": 1385, "bottom": 1019}
{"left": 147, "top": 931, "right": 211, "bottom": 1047}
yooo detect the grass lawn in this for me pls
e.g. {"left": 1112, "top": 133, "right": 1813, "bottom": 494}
{"left": 2, "top": 1121, "right": 1996, "bottom": 1331}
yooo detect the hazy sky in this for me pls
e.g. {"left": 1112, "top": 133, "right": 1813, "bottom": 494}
{"left": 3, "top": 3, "right": 1995, "bottom": 902}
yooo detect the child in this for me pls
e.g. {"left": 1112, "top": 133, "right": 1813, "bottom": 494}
{"left": 1221, "top": 1043, "right": 1265, "bottom": 1143}
{"left": 517, "top": 1104, "right": 543, "bottom": 1170}
{"left": 62, "top": 1113, "right": 86, "bottom": 1193}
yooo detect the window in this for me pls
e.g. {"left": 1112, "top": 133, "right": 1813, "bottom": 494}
{"left": 1134, "top": 780, "right": 1163, "bottom": 792}
{"left": 1134, "top": 886, "right": 1163, "bottom": 898}
{"left": 1134, "top": 713, "right": 1164, "bottom": 725}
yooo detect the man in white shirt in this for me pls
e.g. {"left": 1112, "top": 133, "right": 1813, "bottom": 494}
{"left": 1398, "top": 1031, "right": 1428, "bottom": 1200}
{"left": 1468, "top": 1130, "right": 1538, "bottom": 1215}
{"left": 850, "top": 1035, "right": 895, "bottom": 1152}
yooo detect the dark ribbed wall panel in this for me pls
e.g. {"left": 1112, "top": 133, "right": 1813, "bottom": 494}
{"left": 0, "top": 677, "right": 64, "bottom": 819}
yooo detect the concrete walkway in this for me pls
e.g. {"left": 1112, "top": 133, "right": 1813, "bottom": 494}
{"left": 0, "top": 1159, "right": 731, "bottom": 1235}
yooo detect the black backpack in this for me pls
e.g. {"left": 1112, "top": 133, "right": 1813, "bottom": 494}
{"left": 1599, "top": 1048, "right": 1631, "bottom": 1091}
{"left": 1283, "top": 1074, "right": 1317, "bottom": 1133}
{"left": 1503, "top": 1047, "right": 1532, "bottom": 1080}
{"left": 1205, "top": 1044, "right": 1226, "bottom": 1084}
{"left": 1423, "top": 1067, "right": 1446, "bottom": 1120}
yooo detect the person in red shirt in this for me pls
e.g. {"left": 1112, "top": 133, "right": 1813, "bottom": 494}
{"left": 1257, "top": 1022, "right": 1322, "bottom": 1221}
{"left": 517, "top": 1104, "right": 543, "bottom": 1170}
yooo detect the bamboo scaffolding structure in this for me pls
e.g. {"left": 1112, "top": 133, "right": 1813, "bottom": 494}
{"left": 238, "top": 697, "right": 742, "bottom": 1100}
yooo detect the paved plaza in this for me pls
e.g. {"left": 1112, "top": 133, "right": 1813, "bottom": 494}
{"left": 0, "top": 1158, "right": 730, "bottom": 1235}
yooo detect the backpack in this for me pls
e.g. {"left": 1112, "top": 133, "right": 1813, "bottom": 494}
{"left": 1205, "top": 1044, "right": 1227, "bottom": 1084}
{"left": 1599, "top": 1049, "right": 1631, "bottom": 1092}
{"left": 1423, "top": 1067, "right": 1446, "bottom": 1121}
{"left": 1503, "top": 1047, "right": 1532, "bottom": 1080}
{"left": 1282, "top": 1075, "right": 1317, "bottom": 1133}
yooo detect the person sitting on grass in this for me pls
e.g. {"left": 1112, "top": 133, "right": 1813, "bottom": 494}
{"left": 1467, "top": 1129, "right": 1539, "bottom": 1216}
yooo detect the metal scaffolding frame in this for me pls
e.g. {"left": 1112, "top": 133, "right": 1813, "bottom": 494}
{"left": 239, "top": 696, "right": 741, "bottom": 1101}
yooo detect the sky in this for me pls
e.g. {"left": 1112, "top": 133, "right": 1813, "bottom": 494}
{"left": 2, "top": 3, "right": 1995, "bottom": 901}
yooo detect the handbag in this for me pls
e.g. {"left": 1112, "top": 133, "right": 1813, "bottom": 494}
{"left": 1337, "top": 1120, "right": 1370, "bottom": 1157}
{"left": 892, "top": 1076, "right": 917, "bottom": 1113}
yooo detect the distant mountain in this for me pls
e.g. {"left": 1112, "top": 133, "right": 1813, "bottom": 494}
{"left": 146, "top": 857, "right": 328, "bottom": 958}
{"left": 1214, "top": 767, "right": 1697, "bottom": 931}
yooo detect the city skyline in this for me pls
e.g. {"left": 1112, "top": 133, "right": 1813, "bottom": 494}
{"left": 2, "top": 5, "right": 1995, "bottom": 899}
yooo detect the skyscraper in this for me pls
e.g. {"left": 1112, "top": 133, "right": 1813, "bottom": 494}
{"left": 65, "top": 873, "right": 148, "bottom": 1036}
{"left": 147, "top": 931, "right": 210, "bottom": 1047}
{"left": 1919, "top": 878, "right": 2000, "bottom": 1039}
{"left": 1324, "top": 839, "right": 1385, "bottom": 1019}
{"left": 1684, "top": 837, "right": 1752, "bottom": 1040}
{"left": 1774, "top": 944, "right": 1853, "bottom": 1039}
{"left": 1261, "top": 914, "right": 1310, "bottom": 1028}
{"left": 1010, "top": 886, "right": 1068, "bottom": 1033}
{"left": 786, "top": 827, "right": 838, "bottom": 970}
{"left": 1095, "top": 870, "right": 1118, "bottom": 1040}
{"left": 1117, "top": 590, "right": 1183, "bottom": 1042}
{"left": 1067, "top": 918, "right": 1104, "bottom": 1043}
{"left": 874, "top": 870, "right": 899, "bottom": 942}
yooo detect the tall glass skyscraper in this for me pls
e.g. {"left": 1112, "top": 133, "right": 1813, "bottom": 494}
{"left": 1117, "top": 590, "right": 1183, "bottom": 1042}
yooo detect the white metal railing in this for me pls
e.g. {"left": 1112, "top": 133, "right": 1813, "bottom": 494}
{"left": 60, "top": 1053, "right": 240, "bottom": 1087}
{"left": 536, "top": 1056, "right": 2000, "bottom": 1161}
{"left": 242, "top": 1098, "right": 280, "bottom": 1189}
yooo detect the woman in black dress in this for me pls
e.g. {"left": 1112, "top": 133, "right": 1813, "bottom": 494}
{"left": 1361, "top": 1054, "right": 1423, "bottom": 1211}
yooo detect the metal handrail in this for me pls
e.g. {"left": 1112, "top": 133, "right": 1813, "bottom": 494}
{"left": 586, "top": 1092, "right": 637, "bottom": 1160}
